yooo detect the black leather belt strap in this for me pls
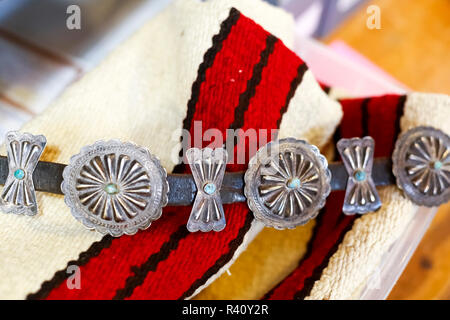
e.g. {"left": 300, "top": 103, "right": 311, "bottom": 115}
{"left": 0, "top": 156, "right": 395, "bottom": 206}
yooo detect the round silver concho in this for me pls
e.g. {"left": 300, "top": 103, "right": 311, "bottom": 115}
{"left": 392, "top": 126, "right": 449, "bottom": 207}
{"left": 245, "top": 138, "right": 331, "bottom": 229}
{"left": 62, "top": 140, "right": 169, "bottom": 237}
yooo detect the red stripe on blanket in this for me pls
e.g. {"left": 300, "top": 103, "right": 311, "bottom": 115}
{"left": 339, "top": 97, "right": 365, "bottom": 138}
{"left": 265, "top": 94, "right": 406, "bottom": 300}
{"left": 185, "top": 14, "right": 270, "bottom": 149}
{"left": 366, "top": 94, "right": 406, "bottom": 157}
{"left": 122, "top": 14, "right": 276, "bottom": 301}
{"left": 230, "top": 39, "right": 306, "bottom": 170}
{"left": 129, "top": 26, "right": 307, "bottom": 301}
{"left": 177, "top": 41, "right": 307, "bottom": 300}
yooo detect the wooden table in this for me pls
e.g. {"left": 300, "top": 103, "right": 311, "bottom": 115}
{"left": 325, "top": 0, "right": 450, "bottom": 300}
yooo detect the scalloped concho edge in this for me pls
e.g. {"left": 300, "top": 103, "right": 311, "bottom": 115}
{"left": 61, "top": 140, "right": 169, "bottom": 237}
{"left": 244, "top": 138, "right": 331, "bottom": 229}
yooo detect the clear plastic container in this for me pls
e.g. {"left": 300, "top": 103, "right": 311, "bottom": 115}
{"left": 359, "top": 207, "right": 437, "bottom": 299}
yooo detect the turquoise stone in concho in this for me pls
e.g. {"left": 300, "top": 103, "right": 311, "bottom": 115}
{"left": 354, "top": 170, "right": 366, "bottom": 182}
{"left": 14, "top": 169, "right": 25, "bottom": 180}
{"left": 286, "top": 177, "right": 301, "bottom": 189}
{"left": 434, "top": 161, "right": 443, "bottom": 170}
{"left": 203, "top": 183, "right": 217, "bottom": 195}
{"left": 104, "top": 183, "right": 119, "bottom": 195}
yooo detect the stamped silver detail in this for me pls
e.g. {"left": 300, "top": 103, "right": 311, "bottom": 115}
{"left": 186, "top": 148, "right": 227, "bottom": 232}
{"left": 62, "top": 140, "right": 169, "bottom": 236}
{"left": 392, "top": 126, "right": 450, "bottom": 207}
{"left": 0, "top": 131, "right": 46, "bottom": 215}
{"left": 337, "top": 136, "right": 381, "bottom": 214}
{"left": 244, "top": 138, "right": 331, "bottom": 229}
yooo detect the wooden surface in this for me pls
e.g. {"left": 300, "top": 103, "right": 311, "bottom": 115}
{"left": 325, "top": 0, "right": 450, "bottom": 300}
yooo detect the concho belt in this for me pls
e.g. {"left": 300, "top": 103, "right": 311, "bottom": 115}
{"left": 0, "top": 126, "right": 448, "bottom": 237}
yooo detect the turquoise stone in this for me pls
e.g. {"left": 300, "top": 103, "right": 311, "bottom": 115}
{"left": 287, "top": 177, "right": 301, "bottom": 189}
{"left": 203, "top": 183, "right": 216, "bottom": 195}
{"left": 14, "top": 169, "right": 25, "bottom": 180}
{"left": 104, "top": 183, "right": 119, "bottom": 195}
{"left": 354, "top": 170, "right": 366, "bottom": 182}
{"left": 434, "top": 161, "right": 443, "bottom": 170}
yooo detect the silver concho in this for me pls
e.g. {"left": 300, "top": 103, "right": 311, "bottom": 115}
{"left": 244, "top": 138, "right": 331, "bottom": 229}
{"left": 392, "top": 126, "right": 449, "bottom": 207}
{"left": 337, "top": 136, "right": 381, "bottom": 214}
{"left": 62, "top": 140, "right": 169, "bottom": 236}
{"left": 186, "top": 147, "right": 227, "bottom": 232}
{"left": 0, "top": 131, "right": 46, "bottom": 215}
